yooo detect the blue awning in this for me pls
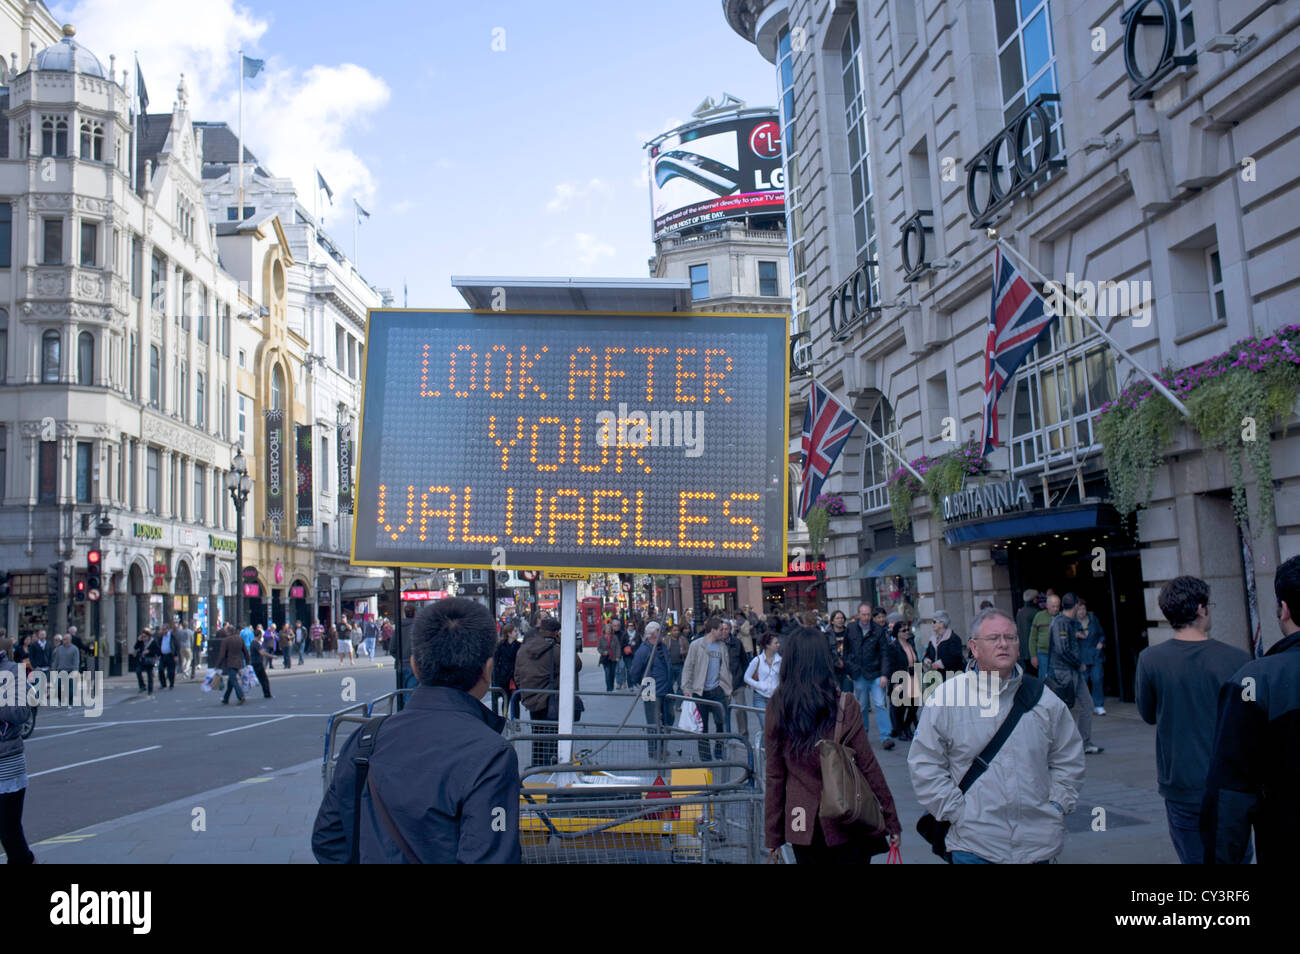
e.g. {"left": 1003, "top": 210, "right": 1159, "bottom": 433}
{"left": 854, "top": 549, "right": 917, "bottom": 579}
{"left": 942, "top": 503, "right": 1120, "bottom": 546}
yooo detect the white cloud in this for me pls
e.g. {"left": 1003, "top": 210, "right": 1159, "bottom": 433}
{"left": 245, "top": 62, "right": 390, "bottom": 215}
{"left": 545, "top": 177, "right": 612, "bottom": 213}
{"left": 573, "top": 232, "right": 615, "bottom": 266}
{"left": 52, "top": 0, "right": 390, "bottom": 217}
{"left": 52, "top": 0, "right": 267, "bottom": 111}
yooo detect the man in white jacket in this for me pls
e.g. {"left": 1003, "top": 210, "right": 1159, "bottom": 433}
{"left": 908, "top": 607, "right": 1085, "bottom": 864}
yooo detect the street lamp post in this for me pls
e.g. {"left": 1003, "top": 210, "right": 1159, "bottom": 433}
{"left": 225, "top": 448, "right": 253, "bottom": 629}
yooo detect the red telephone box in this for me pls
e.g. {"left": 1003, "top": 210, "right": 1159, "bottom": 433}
{"left": 580, "top": 597, "right": 603, "bottom": 647}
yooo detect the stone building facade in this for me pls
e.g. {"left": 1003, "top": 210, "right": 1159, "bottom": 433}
{"left": 724, "top": 0, "right": 1300, "bottom": 698}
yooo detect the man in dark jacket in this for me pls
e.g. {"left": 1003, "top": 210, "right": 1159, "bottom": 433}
{"left": 1201, "top": 554, "right": 1300, "bottom": 864}
{"left": 723, "top": 621, "right": 751, "bottom": 737}
{"left": 629, "top": 621, "right": 673, "bottom": 758}
{"left": 1015, "top": 589, "right": 1039, "bottom": 670}
{"left": 1049, "top": 593, "right": 1099, "bottom": 754}
{"left": 513, "top": 618, "right": 582, "bottom": 765}
{"left": 846, "top": 603, "right": 893, "bottom": 749}
{"left": 215, "top": 625, "right": 249, "bottom": 705}
{"left": 312, "top": 597, "right": 520, "bottom": 864}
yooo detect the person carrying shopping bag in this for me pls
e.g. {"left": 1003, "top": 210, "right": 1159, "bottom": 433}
{"left": 743, "top": 629, "right": 781, "bottom": 739}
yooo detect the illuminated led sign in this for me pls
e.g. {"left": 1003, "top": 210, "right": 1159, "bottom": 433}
{"left": 351, "top": 309, "right": 788, "bottom": 575}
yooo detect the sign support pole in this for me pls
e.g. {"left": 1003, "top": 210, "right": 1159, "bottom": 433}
{"left": 558, "top": 579, "right": 577, "bottom": 763}
{"left": 393, "top": 564, "right": 403, "bottom": 702}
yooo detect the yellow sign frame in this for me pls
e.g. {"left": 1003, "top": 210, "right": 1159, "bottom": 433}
{"left": 348, "top": 308, "right": 791, "bottom": 578}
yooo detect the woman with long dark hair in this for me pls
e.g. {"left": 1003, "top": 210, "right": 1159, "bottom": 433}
{"left": 764, "top": 627, "right": 901, "bottom": 863}
{"left": 884, "top": 619, "right": 921, "bottom": 741}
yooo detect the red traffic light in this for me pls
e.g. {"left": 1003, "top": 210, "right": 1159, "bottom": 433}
{"left": 88, "top": 549, "right": 101, "bottom": 564}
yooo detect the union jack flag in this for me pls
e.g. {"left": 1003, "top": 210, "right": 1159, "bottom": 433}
{"left": 981, "top": 246, "right": 1056, "bottom": 457}
{"left": 799, "top": 381, "right": 859, "bottom": 519}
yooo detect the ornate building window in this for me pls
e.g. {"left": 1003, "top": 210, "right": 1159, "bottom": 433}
{"left": 79, "top": 120, "right": 104, "bottom": 161}
{"left": 41, "top": 330, "right": 60, "bottom": 382}
{"left": 41, "top": 116, "right": 68, "bottom": 156}
{"left": 77, "top": 331, "right": 94, "bottom": 386}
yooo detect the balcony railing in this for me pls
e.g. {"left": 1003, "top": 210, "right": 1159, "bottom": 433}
{"left": 659, "top": 224, "right": 786, "bottom": 249}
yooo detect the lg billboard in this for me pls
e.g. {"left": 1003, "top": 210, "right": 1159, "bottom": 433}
{"left": 647, "top": 112, "right": 785, "bottom": 239}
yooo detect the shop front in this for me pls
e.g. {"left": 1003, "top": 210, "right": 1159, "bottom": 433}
{"left": 5, "top": 571, "right": 49, "bottom": 636}
{"left": 939, "top": 474, "right": 1149, "bottom": 702}
{"left": 855, "top": 550, "right": 918, "bottom": 621}
{"left": 700, "top": 576, "right": 736, "bottom": 613}
{"left": 339, "top": 576, "right": 383, "bottom": 623}
{"left": 762, "top": 559, "right": 825, "bottom": 613}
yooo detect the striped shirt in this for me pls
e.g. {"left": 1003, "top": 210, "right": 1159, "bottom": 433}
{"left": 0, "top": 750, "right": 27, "bottom": 794}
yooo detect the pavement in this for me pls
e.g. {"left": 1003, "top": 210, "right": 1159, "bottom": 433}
{"left": 11, "top": 648, "right": 1178, "bottom": 864}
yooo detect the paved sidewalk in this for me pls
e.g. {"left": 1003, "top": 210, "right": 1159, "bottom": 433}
{"left": 94, "top": 650, "right": 397, "bottom": 696}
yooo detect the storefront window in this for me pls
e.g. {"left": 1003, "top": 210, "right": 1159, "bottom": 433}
{"left": 1009, "top": 317, "right": 1116, "bottom": 471}
{"left": 870, "top": 573, "right": 917, "bottom": 620}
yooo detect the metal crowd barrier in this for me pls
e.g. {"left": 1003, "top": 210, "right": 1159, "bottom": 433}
{"left": 513, "top": 730, "right": 762, "bottom": 864}
{"left": 321, "top": 693, "right": 766, "bottom": 861}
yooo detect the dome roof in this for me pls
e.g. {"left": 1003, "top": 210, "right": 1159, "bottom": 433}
{"left": 33, "top": 32, "right": 106, "bottom": 79}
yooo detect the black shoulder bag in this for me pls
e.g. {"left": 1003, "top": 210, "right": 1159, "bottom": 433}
{"left": 916, "top": 676, "right": 1045, "bottom": 862}
{"left": 348, "top": 715, "right": 389, "bottom": 863}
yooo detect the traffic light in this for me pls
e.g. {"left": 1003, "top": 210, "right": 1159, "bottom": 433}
{"left": 87, "top": 548, "right": 102, "bottom": 593}
{"left": 47, "top": 563, "right": 62, "bottom": 601}
{"left": 0, "top": 573, "right": 9, "bottom": 600}
{"left": 74, "top": 578, "right": 87, "bottom": 601}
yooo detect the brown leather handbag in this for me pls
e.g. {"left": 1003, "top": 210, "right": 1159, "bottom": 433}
{"left": 816, "top": 693, "right": 884, "bottom": 830}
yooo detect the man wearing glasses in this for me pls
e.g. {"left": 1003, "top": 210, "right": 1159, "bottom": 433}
{"left": 909, "top": 607, "right": 1084, "bottom": 864}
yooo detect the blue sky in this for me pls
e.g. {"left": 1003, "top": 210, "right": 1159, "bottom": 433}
{"left": 53, "top": 0, "right": 779, "bottom": 307}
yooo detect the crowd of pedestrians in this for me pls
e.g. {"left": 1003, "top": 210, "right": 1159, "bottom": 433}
{"left": 310, "top": 555, "right": 1300, "bottom": 864}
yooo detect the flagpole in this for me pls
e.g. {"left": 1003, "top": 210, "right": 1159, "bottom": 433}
{"left": 815, "top": 377, "right": 925, "bottom": 482}
{"left": 995, "top": 239, "right": 1191, "bottom": 417}
{"left": 353, "top": 199, "right": 359, "bottom": 265}
{"left": 130, "top": 55, "right": 137, "bottom": 193}
{"left": 237, "top": 49, "right": 244, "bottom": 220}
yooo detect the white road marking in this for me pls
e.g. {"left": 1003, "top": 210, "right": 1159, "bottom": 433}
{"left": 207, "top": 715, "right": 293, "bottom": 736}
{"left": 29, "top": 745, "right": 163, "bottom": 778}
{"left": 34, "top": 713, "right": 331, "bottom": 732}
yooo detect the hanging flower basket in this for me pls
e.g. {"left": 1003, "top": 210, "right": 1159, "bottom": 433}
{"left": 1096, "top": 324, "right": 1300, "bottom": 535}
{"left": 886, "top": 439, "right": 988, "bottom": 532}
